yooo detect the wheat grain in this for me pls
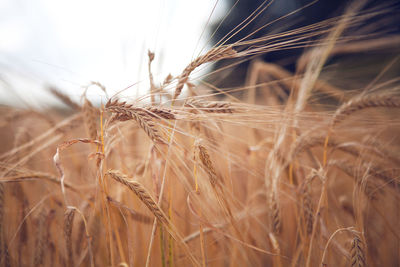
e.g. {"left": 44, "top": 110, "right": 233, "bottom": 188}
{"left": 33, "top": 209, "right": 46, "bottom": 266}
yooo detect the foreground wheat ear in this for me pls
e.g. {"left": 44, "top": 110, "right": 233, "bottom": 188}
{"left": 106, "top": 170, "right": 201, "bottom": 267}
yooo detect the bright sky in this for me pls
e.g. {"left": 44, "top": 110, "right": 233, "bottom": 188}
{"left": 0, "top": 0, "right": 226, "bottom": 108}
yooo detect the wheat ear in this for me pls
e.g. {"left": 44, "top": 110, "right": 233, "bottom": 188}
{"left": 300, "top": 178, "right": 314, "bottom": 236}
{"left": 197, "top": 143, "right": 218, "bottom": 187}
{"left": 64, "top": 208, "right": 75, "bottom": 267}
{"left": 33, "top": 209, "right": 47, "bottom": 266}
{"left": 323, "top": 94, "right": 400, "bottom": 165}
{"left": 270, "top": 192, "right": 282, "bottom": 234}
{"left": 82, "top": 98, "right": 98, "bottom": 140}
{"left": 49, "top": 86, "right": 80, "bottom": 110}
{"left": 350, "top": 235, "right": 365, "bottom": 267}
{"left": 106, "top": 170, "right": 201, "bottom": 267}
{"left": 332, "top": 94, "right": 400, "bottom": 127}
{"left": 173, "top": 45, "right": 237, "bottom": 100}
{"left": 106, "top": 100, "right": 176, "bottom": 144}
{"left": 185, "top": 99, "right": 234, "bottom": 113}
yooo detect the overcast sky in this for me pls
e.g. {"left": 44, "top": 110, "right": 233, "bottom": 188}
{"left": 0, "top": 0, "right": 226, "bottom": 108}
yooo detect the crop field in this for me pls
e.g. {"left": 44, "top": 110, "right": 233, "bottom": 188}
{"left": 0, "top": 1, "right": 400, "bottom": 266}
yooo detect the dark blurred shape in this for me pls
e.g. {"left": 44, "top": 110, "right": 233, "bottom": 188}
{"left": 209, "top": 0, "right": 400, "bottom": 89}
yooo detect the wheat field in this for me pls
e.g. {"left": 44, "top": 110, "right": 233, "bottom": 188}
{"left": 1, "top": 1, "right": 400, "bottom": 266}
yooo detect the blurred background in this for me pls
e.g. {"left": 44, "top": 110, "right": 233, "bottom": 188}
{"left": 0, "top": 0, "right": 226, "bottom": 108}
{"left": 1, "top": 0, "right": 399, "bottom": 108}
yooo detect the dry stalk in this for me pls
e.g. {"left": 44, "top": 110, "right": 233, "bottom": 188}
{"left": 173, "top": 45, "right": 237, "bottom": 100}
{"left": 0, "top": 172, "right": 79, "bottom": 193}
{"left": 269, "top": 232, "right": 283, "bottom": 267}
{"left": 53, "top": 138, "right": 102, "bottom": 206}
